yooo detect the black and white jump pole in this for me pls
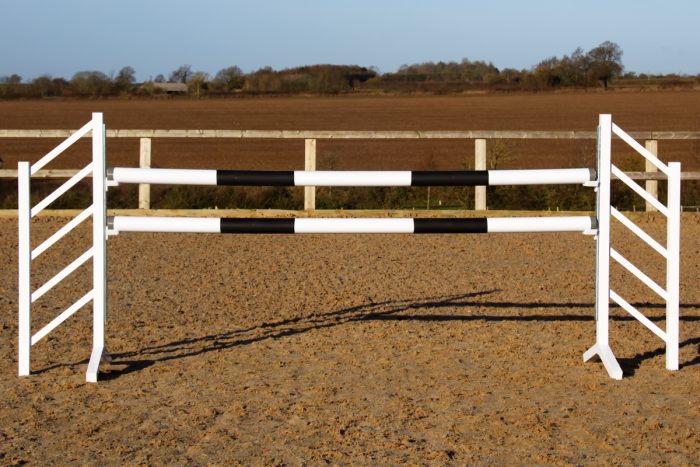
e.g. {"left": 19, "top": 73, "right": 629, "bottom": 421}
{"left": 108, "top": 216, "right": 596, "bottom": 235}
{"left": 109, "top": 167, "right": 596, "bottom": 187}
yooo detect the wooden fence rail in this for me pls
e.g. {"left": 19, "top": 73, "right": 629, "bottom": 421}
{"left": 2, "top": 129, "right": 700, "bottom": 139}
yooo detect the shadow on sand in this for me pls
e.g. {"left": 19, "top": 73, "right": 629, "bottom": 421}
{"left": 36, "top": 290, "right": 700, "bottom": 380}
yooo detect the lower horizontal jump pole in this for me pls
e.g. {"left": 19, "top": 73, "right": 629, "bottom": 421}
{"left": 108, "top": 216, "right": 596, "bottom": 234}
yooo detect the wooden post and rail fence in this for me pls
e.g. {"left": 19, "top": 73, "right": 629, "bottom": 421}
{"left": 1, "top": 129, "right": 699, "bottom": 211}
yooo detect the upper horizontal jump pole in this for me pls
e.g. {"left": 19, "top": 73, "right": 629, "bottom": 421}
{"left": 109, "top": 168, "right": 596, "bottom": 187}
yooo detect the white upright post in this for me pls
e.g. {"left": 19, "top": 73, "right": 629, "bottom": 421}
{"left": 596, "top": 115, "right": 612, "bottom": 351}
{"left": 139, "top": 138, "right": 151, "bottom": 209}
{"left": 666, "top": 161, "right": 681, "bottom": 370}
{"left": 17, "top": 161, "right": 31, "bottom": 376}
{"left": 87, "top": 113, "right": 107, "bottom": 383}
{"left": 584, "top": 114, "right": 622, "bottom": 379}
{"left": 475, "top": 139, "right": 487, "bottom": 210}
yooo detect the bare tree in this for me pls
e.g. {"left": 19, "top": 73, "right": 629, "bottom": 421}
{"left": 533, "top": 56, "right": 562, "bottom": 88}
{"left": 0, "top": 74, "right": 22, "bottom": 84}
{"left": 115, "top": 66, "right": 136, "bottom": 91}
{"left": 214, "top": 66, "right": 244, "bottom": 91}
{"left": 116, "top": 66, "right": 135, "bottom": 83}
{"left": 569, "top": 47, "right": 591, "bottom": 86}
{"left": 0, "top": 74, "right": 23, "bottom": 97}
{"left": 71, "top": 71, "right": 114, "bottom": 96}
{"left": 169, "top": 64, "right": 193, "bottom": 83}
{"left": 31, "top": 76, "right": 51, "bottom": 96}
{"left": 587, "top": 41, "right": 624, "bottom": 89}
{"left": 487, "top": 139, "right": 513, "bottom": 169}
{"left": 188, "top": 71, "right": 209, "bottom": 97}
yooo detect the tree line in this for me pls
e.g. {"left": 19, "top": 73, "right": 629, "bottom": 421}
{"left": 1, "top": 41, "right": 697, "bottom": 98}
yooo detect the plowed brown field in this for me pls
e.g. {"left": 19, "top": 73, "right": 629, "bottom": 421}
{"left": 1, "top": 94, "right": 699, "bottom": 464}
{"left": 1, "top": 92, "right": 699, "bottom": 172}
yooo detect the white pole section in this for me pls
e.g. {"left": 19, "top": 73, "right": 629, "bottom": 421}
{"left": 475, "top": 139, "right": 487, "bottom": 210}
{"left": 488, "top": 168, "right": 594, "bottom": 185}
{"left": 139, "top": 138, "right": 151, "bottom": 209}
{"left": 17, "top": 161, "right": 31, "bottom": 376}
{"left": 112, "top": 216, "right": 221, "bottom": 233}
{"left": 294, "top": 218, "right": 415, "bottom": 233}
{"left": 666, "top": 161, "right": 681, "bottom": 370}
{"left": 294, "top": 171, "right": 412, "bottom": 186}
{"left": 487, "top": 216, "right": 593, "bottom": 233}
{"left": 113, "top": 167, "right": 217, "bottom": 185}
{"left": 87, "top": 112, "right": 106, "bottom": 383}
{"left": 304, "top": 139, "right": 316, "bottom": 210}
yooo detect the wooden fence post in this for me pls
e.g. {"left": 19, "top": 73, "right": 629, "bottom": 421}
{"left": 475, "top": 139, "right": 487, "bottom": 210}
{"left": 139, "top": 138, "right": 151, "bottom": 209}
{"left": 304, "top": 139, "right": 316, "bottom": 210}
{"left": 645, "top": 140, "right": 658, "bottom": 212}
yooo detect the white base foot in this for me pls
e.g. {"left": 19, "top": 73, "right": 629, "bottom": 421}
{"left": 86, "top": 346, "right": 105, "bottom": 383}
{"left": 584, "top": 343, "right": 623, "bottom": 380}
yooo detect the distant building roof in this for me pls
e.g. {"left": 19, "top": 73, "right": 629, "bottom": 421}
{"left": 150, "top": 82, "right": 188, "bottom": 93}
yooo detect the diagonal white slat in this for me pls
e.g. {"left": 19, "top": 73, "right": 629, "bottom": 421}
{"left": 31, "top": 163, "right": 93, "bottom": 217}
{"left": 30, "top": 290, "right": 94, "bottom": 346}
{"left": 610, "top": 207, "right": 668, "bottom": 258}
{"left": 610, "top": 248, "right": 669, "bottom": 300}
{"left": 30, "top": 121, "right": 94, "bottom": 174}
{"left": 31, "top": 205, "right": 94, "bottom": 260}
{"left": 31, "top": 247, "right": 94, "bottom": 303}
{"left": 611, "top": 165, "right": 669, "bottom": 216}
{"left": 612, "top": 124, "right": 670, "bottom": 175}
{"left": 610, "top": 289, "right": 667, "bottom": 342}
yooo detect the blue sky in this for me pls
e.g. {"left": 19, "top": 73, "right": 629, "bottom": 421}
{"left": 1, "top": 0, "right": 698, "bottom": 81}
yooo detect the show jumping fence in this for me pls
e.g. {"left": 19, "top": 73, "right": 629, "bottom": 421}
{"left": 16, "top": 113, "right": 682, "bottom": 382}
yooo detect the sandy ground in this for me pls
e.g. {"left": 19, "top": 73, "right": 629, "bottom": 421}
{"left": 1, "top": 213, "right": 699, "bottom": 464}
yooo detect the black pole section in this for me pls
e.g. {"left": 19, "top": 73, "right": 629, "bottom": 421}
{"left": 411, "top": 171, "right": 489, "bottom": 186}
{"left": 216, "top": 170, "right": 295, "bottom": 186}
{"left": 220, "top": 218, "right": 295, "bottom": 233}
{"left": 413, "top": 218, "right": 488, "bottom": 233}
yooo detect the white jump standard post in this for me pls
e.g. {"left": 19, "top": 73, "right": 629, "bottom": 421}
{"left": 16, "top": 112, "right": 107, "bottom": 382}
{"left": 666, "top": 161, "right": 681, "bottom": 370}
{"left": 584, "top": 114, "right": 682, "bottom": 379}
{"left": 87, "top": 113, "right": 108, "bottom": 383}
{"left": 584, "top": 114, "right": 623, "bottom": 379}
{"left": 17, "top": 161, "right": 31, "bottom": 376}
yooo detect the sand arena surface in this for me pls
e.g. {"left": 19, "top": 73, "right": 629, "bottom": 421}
{"left": 1, "top": 214, "right": 699, "bottom": 464}
{"left": 1, "top": 94, "right": 699, "bottom": 462}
